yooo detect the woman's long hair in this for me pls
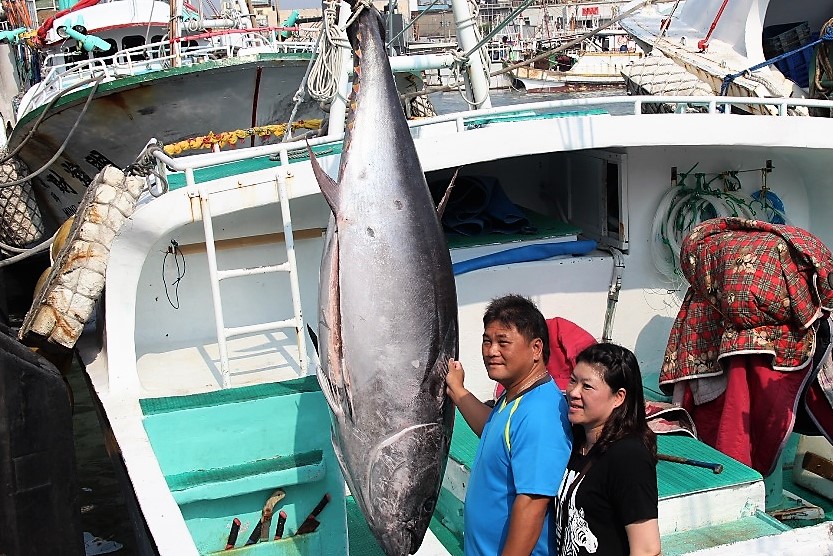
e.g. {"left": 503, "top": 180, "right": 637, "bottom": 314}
{"left": 573, "top": 343, "right": 657, "bottom": 461}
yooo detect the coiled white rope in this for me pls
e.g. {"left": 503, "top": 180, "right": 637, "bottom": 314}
{"left": 307, "top": 0, "right": 350, "bottom": 102}
{"left": 650, "top": 169, "right": 778, "bottom": 287}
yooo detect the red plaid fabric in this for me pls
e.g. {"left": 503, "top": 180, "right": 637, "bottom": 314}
{"left": 661, "top": 218, "right": 833, "bottom": 398}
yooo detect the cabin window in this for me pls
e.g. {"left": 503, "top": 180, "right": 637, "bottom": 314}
{"left": 122, "top": 35, "right": 146, "bottom": 60}
{"left": 93, "top": 38, "right": 117, "bottom": 59}
{"left": 62, "top": 47, "right": 88, "bottom": 65}
{"left": 150, "top": 35, "right": 169, "bottom": 58}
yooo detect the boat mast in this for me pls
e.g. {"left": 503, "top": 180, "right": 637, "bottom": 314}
{"left": 170, "top": 0, "right": 182, "bottom": 67}
{"left": 450, "top": 0, "right": 491, "bottom": 109}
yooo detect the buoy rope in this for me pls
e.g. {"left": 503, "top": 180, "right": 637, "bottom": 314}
{"left": 162, "top": 120, "right": 322, "bottom": 155}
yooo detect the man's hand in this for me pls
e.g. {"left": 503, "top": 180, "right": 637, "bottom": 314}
{"left": 445, "top": 357, "right": 490, "bottom": 437}
{"left": 446, "top": 357, "right": 466, "bottom": 401}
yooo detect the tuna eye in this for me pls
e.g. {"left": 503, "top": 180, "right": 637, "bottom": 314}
{"left": 422, "top": 499, "right": 435, "bottom": 514}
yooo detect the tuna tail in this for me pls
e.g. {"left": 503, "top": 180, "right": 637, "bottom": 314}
{"left": 345, "top": 2, "right": 387, "bottom": 49}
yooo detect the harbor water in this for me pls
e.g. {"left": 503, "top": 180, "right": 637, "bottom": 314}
{"left": 72, "top": 85, "right": 627, "bottom": 554}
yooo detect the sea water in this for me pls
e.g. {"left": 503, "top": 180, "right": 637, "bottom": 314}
{"left": 431, "top": 86, "right": 629, "bottom": 114}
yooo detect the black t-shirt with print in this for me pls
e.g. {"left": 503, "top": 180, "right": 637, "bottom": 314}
{"left": 554, "top": 435, "right": 658, "bottom": 556}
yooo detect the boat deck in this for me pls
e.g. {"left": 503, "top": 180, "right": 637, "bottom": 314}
{"left": 136, "top": 332, "right": 306, "bottom": 397}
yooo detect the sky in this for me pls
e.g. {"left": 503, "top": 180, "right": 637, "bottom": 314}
{"left": 279, "top": 0, "right": 321, "bottom": 8}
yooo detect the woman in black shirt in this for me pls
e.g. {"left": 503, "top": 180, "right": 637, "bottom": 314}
{"left": 555, "top": 343, "right": 660, "bottom": 556}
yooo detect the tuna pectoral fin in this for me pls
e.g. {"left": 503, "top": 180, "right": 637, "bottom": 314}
{"left": 306, "top": 141, "right": 339, "bottom": 214}
{"left": 316, "top": 361, "right": 356, "bottom": 423}
{"left": 436, "top": 167, "right": 461, "bottom": 219}
{"left": 306, "top": 324, "right": 319, "bottom": 355}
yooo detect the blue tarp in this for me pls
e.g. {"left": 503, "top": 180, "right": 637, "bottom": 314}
{"left": 452, "top": 240, "right": 598, "bottom": 276}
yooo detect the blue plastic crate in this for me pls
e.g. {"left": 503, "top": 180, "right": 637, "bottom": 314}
{"left": 774, "top": 47, "right": 812, "bottom": 88}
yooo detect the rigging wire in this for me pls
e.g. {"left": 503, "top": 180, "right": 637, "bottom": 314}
{"left": 0, "top": 74, "right": 103, "bottom": 189}
{"left": 0, "top": 229, "right": 54, "bottom": 266}
{"left": 1, "top": 73, "right": 103, "bottom": 166}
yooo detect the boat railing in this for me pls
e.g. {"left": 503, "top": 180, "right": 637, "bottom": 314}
{"left": 148, "top": 94, "right": 833, "bottom": 176}
{"left": 20, "top": 32, "right": 315, "bottom": 119}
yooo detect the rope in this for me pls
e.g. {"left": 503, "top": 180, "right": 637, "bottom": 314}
{"left": 1, "top": 74, "right": 103, "bottom": 166}
{"left": 162, "top": 239, "right": 186, "bottom": 309}
{"left": 813, "top": 18, "right": 833, "bottom": 102}
{"left": 0, "top": 74, "right": 104, "bottom": 189}
{"left": 721, "top": 25, "right": 833, "bottom": 95}
{"left": 343, "top": 0, "right": 373, "bottom": 30}
{"left": 282, "top": 21, "right": 328, "bottom": 142}
{"left": 650, "top": 164, "right": 787, "bottom": 285}
{"left": 161, "top": 120, "right": 322, "bottom": 154}
{"left": 307, "top": 0, "right": 349, "bottom": 103}
{"left": 125, "top": 142, "right": 169, "bottom": 197}
{"left": 0, "top": 230, "right": 54, "bottom": 266}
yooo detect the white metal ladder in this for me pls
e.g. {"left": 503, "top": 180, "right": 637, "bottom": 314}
{"left": 194, "top": 165, "right": 308, "bottom": 388}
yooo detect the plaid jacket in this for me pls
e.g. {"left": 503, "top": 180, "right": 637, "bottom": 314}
{"left": 660, "top": 218, "right": 833, "bottom": 402}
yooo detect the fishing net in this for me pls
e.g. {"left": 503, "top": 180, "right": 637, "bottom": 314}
{"left": 0, "top": 156, "right": 45, "bottom": 248}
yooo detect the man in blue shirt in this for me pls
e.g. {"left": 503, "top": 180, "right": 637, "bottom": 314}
{"left": 447, "top": 294, "right": 572, "bottom": 555}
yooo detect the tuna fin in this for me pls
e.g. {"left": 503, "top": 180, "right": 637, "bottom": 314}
{"left": 317, "top": 228, "right": 357, "bottom": 423}
{"left": 315, "top": 358, "right": 342, "bottom": 416}
{"left": 316, "top": 354, "right": 357, "bottom": 424}
{"left": 436, "top": 167, "right": 461, "bottom": 219}
{"left": 306, "top": 324, "right": 319, "bottom": 355}
{"left": 307, "top": 141, "right": 339, "bottom": 214}
{"left": 422, "top": 319, "right": 458, "bottom": 399}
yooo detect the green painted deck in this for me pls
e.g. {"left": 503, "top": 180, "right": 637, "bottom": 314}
{"left": 166, "top": 143, "right": 343, "bottom": 190}
{"left": 141, "top": 376, "right": 347, "bottom": 554}
{"left": 140, "top": 376, "right": 463, "bottom": 554}
{"left": 139, "top": 375, "right": 833, "bottom": 554}
{"left": 449, "top": 407, "right": 760, "bottom": 499}
{"left": 445, "top": 209, "right": 581, "bottom": 251}
{"left": 661, "top": 513, "right": 788, "bottom": 556}
{"left": 463, "top": 108, "right": 608, "bottom": 129}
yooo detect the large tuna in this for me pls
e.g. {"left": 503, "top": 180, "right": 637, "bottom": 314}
{"left": 308, "top": 4, "right": 458, "bottom": 555}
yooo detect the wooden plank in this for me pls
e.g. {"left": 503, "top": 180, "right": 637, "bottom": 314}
{"left": 177, "top": 228, "right": 326, "bottom": 256}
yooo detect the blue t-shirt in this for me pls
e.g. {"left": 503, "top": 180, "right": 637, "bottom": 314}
{"left": 463, "top": 379, "right": 572, "bottom": 556}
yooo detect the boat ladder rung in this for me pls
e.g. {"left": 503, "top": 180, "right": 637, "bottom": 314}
{"left": 195, "top": 172, "right": 309, "bottom": 389}
{"left": 217, "top": 263, "right": 291, "bottom": 281}
{"left": 224, "top": 318, "right": 301, "bottom": 339}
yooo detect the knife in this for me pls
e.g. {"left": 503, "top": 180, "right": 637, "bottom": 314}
{"left": 295, "top": 493, "right": 331, "bottom": 535}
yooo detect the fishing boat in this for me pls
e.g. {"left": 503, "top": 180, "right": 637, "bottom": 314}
{"left": 620, "top": 0, "right": 828, "bottom": 108}
{"left": 509, "top": 50, "right": 643, "bottom": 92}
{"left": 27, "top": 0, "right": 833, "bottom": 554}
{"left": 0, "top": 0, "right": 324, "bottom": 263}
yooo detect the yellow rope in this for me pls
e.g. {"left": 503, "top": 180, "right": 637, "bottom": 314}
{"left": 163, "top": 119, "right": 323, "bottom": 155}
